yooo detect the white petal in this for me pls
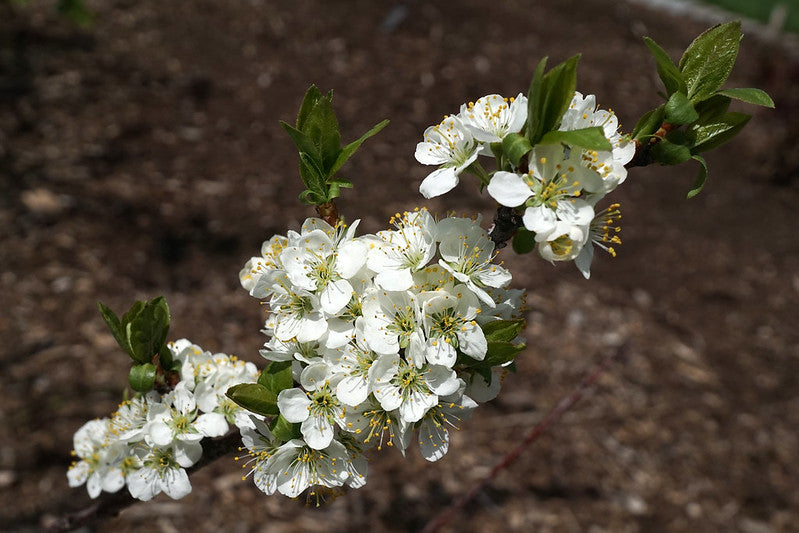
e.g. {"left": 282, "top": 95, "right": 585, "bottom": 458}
{"left": 336, "top": 240, "right": 367, "bottom": 279}
{"left": 86, "top": 472, "right": 103, "bottom": 499}
{"left": 522, "top": 205, "right": 557, "bottom": 237}
{"left": 418, "top": 418, "right": 450, "bottom": 462}
{"left": 127, "top": 468, "right": 160, "bottom": 501}
{"left": 295, "top": 312, "right": 327, "bottom": 343}
{"left": 148, "top": 422, "right": 174, "bottom": 447}
{"left": 487, "top": 171, "right": 532, "bottom": 207}
{"left": 458, "top": 323, "right": 487, "bottom": 360}
{"left": 574, "top": 243, "right": 594, "bottom": 279}
{"left": 320, "top": 279, "right": 353, "bottom": 315}
{"left": 277, "top": 388, "right": 311, "bottom": 423}
{"left": 425, "top": 340, "right": 457, "bottom": 368}
{"left": 193, "top": 412, "right": 229, "bottom": 438}
{"left": 301, "top": 415, "right": 334, "bottom": 450}
{"left": 67, "top": 461, "right": 89, "bottom": 488}
{"left": 336, "top": 375, "right": 370, "bottom": 407}
{"left": 161, "top": 467, "right": 192, "bottom": 500}
{"left": 374, "top": 269, "right": 414, "bottom": 291}
{"left": 174, "top": 441, "right": 203, "bottom": 467}
{"left": 101, "top": 468, "right": 126, "bottom": 493}
{"left": 425, "top": 365, "right": 460, "bottom": 396}
{"left": 419, "top": 167, "right": 459, "bottom": 199}
{"left": 398, "top": 389, "right": 436, "bottom": 423}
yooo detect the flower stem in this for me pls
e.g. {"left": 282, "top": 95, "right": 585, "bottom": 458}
{"left": 316, "top": 201, "right": 340, "bottom": 226}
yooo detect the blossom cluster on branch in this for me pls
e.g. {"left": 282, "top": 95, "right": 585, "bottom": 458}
{"left": 416, "top": 91, "right": 630, "bottom": 278}
{"left": 234, "top": 211, "right": 525, "bottom": 497}
{"left": 64, "top": 21, "right": 772, "bottom": 516}
{"left": 68, "top": 342, "right": 258, "bottom": 500}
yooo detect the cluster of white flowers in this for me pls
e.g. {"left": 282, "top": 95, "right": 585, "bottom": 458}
{"left": 67, "top": 340, "right": 258, "bottom": 501}
{"left": 416, "top": 92, "right": 633, "bottom": 278}
{"left": 238, "top": 210, "right": 525, "bottom": 497}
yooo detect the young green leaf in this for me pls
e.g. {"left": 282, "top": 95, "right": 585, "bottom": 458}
{"left": 687, "top": 155, "right": 708, "bottom": 198}
{"left": 257, "top": 361, "right": 294, "bottom": 396}
{"left": 481, "top": 319, "right": 525, "bottom": 343}
{"left": 296, "top": 85, "right": 324, "bottom": 132}
{"left": 303, "top": 90, "right": 342, "bottom": 172}
{"left": 539, "top": 54, "right": 580, "bottom": 140}
{"left": 129, "top": 363, "right": 156, "bottom": 392}
{"left": 679, "top": 21, "right": 741, "bottom": 103}
{"left": 298, "top": 151, "right": 329, "bottom": 199}
{"left": 483, "top": 341, "right": 526, "bottom": 367}
{"left": 693, "top": 94, "right": 731, "bottom": 124}
{"left": 688, "top": 111, "right": 750, "bottom": 153}
{"left": 325, "top": 178, "right": 354, "bottom": 202}
{"left": 642, "top": 36, "right": 686, "bottom": 95}
{"left": 538, "top": 127, "right": 612, "bottom": 151}
{"left": 126, "top": 297, "right": 170, "bottom": 364}
{"left": 97, "top": 302, "right": 128, "bottom": 356}
{"left": 501, "top": 132, "right": 533, "bottom": 168}
{"left": 512, "top": 227, "right": 536, "bottom": 254}
{"left": 631, "top": 105, "right": 665, "bottom": 141}
{"left": 664, "top": 91, "right": 699, "bottom": 125}
{"left": 226, "top": 383, "right": 280, "bottom": 417}
{"left": 270, "top": 415, "right": 302, "bottom": 442}
{"left": 650, "top": 135, "right": 692, "bottom": 165}
{"left": 328, "top": 119, "right": 390, "bottom": 178}
{"left": 716, "top": 88, "right": 774, "bottom": 108}
{"left": 280, "top": 121, "right": 322, "bottom": 164}
{"left": 525, "top": 56, "right": 548, "bottom": 144}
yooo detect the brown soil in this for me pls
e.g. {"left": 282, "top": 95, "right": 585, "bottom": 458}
{"left": 2, "top": 1, "right": 798, "bottom": 532}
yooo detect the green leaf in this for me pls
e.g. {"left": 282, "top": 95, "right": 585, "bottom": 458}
{"left": 304, "top": 90, "right": 341, "bottom": 172}
{"left": 501, "top": 132, "right": 533, "bottom": 168}
{"left": 299, "top": 151, "right": 329, "bottom": 198}
{"left": 328, "top": 119, "right": 389, "bottom": 178}
{"left": 539, "top": 127, "right": 612, "bottom": 151}
{"left": 257, "top": 361, "right": 294, "bottom": 396}
{"left": 97, "top": 302, "right": 128, "bottom": 356}
{"left": 525, "top": 56, "right": 548, "bottom": 144}
{"left": 129, "top": 363, "right": 156, "bottom": 392}
{"left": 694, "top": 94, "right": 731, "bottom": 124}
{"left": 120, "top": 300, "right": 145, "bottom": 331}
{"left": 664, "top": 92, "right": 699, "bottom": 125}
{"left": 631, "top": 105, "right": 665, "bottom": 141}
{"left": 270, "top": 415, "right": 302, "bottom": 442}
{"left": 688, "top": 111, "right": 750, "bottom": 153}
{"left": 537, "top": 55, "right": 580, "bottom": 142}
{"left": 483, "top": 341, "right": 526, "bottom": 367}
{"left": 226, "top": 383, "right": 279, "bottom": 417}
{"left": 126, "top": 297, "right": 170, "bottom": 364}
{"left": 651, "top": 132, "right": 692, "bottom": 165}
{"left": 679, "top": 21, "right": 741, "bottom": 102}
{"left": 280, "top": 121, "right": 321, "bottom": 164}
{"left": 296, "top": 85, "right": 324, "bottom": 132}
{"left": 687, "top": 155, "right": 708, "bottom": 198}
{"left": 481, "top": 319, "right": 525, "bottom": 343}
{"left": 716, "top": 88, "right": 774, "bottom": 108}
{"left": 642, "top": 36, "right": 686, "bottom": 95}
{"left": 512, "top": 227, "right": 536, "bottom": 254}
{"left": 325, "top": 178, "right": 354, "bottom": 202}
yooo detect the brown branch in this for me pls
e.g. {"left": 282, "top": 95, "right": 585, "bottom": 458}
{"left": 46, "top": 432, "right": 242, "bottom": 532}
{"left": 419, "top": 342, "right": 628, "bottom": 533}
{"left": 315, "top": 201, "right": 340, "bottom": 227}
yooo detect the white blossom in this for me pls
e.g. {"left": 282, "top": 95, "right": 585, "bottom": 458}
{"left": 415, "top": 116, "right": 480, "bottom": 198}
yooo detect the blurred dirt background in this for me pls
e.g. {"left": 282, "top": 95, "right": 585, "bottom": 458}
{"left": 1, "top": 0, "right": 798, "bottom": 531}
